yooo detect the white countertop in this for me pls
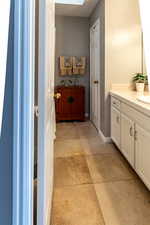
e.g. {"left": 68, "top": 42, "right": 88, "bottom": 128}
{"left": 110, "top": 90, "right": 150, "bottom": 117}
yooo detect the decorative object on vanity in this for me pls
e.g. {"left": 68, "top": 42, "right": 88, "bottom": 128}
{"left": 55, "top": 86, "right": 85, "bottom": 122}
{"left": 133, "top": 73, "right": 148, "bottom": 92}
{"left": 60, "top": 79, "right": 73, "bottom": 87}
{"left": 59, "top": 56, "right": 73, "bottom": 76}
{"left": 72, "top": 56, "right": 86, "bottom": 75}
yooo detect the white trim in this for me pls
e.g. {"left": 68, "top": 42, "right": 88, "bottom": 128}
{"left": 85, "top": 113, "right": 89, "bottom": 118}
{"left": 98, "top": 129, "right": 112, "bottom": 143}
{"left": 90, "top": 18, "right": 101, "bottom": 130}
{"left": 37, "top": 0, "right": 55, "bottom": 224}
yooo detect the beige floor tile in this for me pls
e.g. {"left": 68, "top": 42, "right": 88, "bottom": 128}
{"left": 56, "top": 122, "right": 75, "bottom": 130}
{"left": 86, "top": 152, "right": 137, "bottom": 183}
{"left": 77, "top": 124, "right": 98, "bottom": 138}
{"left": 54, "top": 139, "right": 84, "bottom": 158}
{"left": 80, "top": 137, "right": 117, "bottom": 155}
{"left": 56, "top": 125, "right": 79, "bottom": 140}
{"left": 74, "top": 121, "right": 94, "bottom": 128}
{"left": 54, "top": 156, "right": 92, "bottom": 187}
{"left": 51, "top": 184, "right": 105, "bottom": 225}
{"left": 94, "top": 180, "right": 150, "bottom": 225}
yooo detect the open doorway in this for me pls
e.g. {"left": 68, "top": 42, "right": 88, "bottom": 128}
{"left": 54, "top": 0, "right": 100, "bottom": 127}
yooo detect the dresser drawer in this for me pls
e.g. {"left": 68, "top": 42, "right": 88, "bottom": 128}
{"left": 111, "top": 96, "right": 121, "bottom": 110}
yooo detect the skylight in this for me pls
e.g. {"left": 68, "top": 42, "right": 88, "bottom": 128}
{"left": 55, "top": 0, "right": 85, "bottom": 5}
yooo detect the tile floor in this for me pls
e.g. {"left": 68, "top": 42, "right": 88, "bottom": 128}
{"left": 51, "top": 121, "right": 150, "bottom": 225}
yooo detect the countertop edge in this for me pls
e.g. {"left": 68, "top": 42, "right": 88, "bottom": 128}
{"left": 110, "top": 90, "right": 150, "bottom": 118}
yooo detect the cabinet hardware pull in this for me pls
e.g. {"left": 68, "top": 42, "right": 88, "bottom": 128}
{"left": 130, "top": 127, "right": 133, "bottom": 137}
{"left": 134, "top": 130, "right": 137, "bottom": 141}
{"left": 116, "top": 116, "right": 119, "bottom": 124}
{"left": 94, "top": 80, "right": 99, "bottom": 84}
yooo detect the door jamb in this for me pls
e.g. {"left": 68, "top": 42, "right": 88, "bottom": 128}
{"left": 90, "top": 19, "right": 100, "bottom": 128}
{"left": 13, "top": 0, "right": 35, "bottom": 225}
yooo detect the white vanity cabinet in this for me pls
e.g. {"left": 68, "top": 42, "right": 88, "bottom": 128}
{"left": 121, "top": 114, "right": 135, "bottom": 167}
{"left": 111, "top": 94, "right": 150, "bottom": 190}
{"left": 111, "top": 105, "right": 121, "bottom": 149}
{"left": 135, "top": 124, "right": 150, "bottom": 190}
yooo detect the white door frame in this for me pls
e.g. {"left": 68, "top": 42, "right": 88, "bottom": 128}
{"left": 13, "top": 0, "right": 35, "bottom": 225}
{"left": 90, "top": 19, "right": 100, "bottom": 130}
{"left": 37, "top": 0, "right": 55, "bottom": 224}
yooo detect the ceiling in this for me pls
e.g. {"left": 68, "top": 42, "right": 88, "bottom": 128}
{"left": 55, "top": 0, "right": 99, "bottom": 17}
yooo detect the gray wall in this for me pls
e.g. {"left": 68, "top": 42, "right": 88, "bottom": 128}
{"left": 90, "top": 0, "right": 142, "bottom": 137}
{"left": 0, "top": 1, "right": 14, "bottom": 224}
{"left": 104, "top": 0, "right": 142, "bottom": 137}
{"left": 90, "top": 0, "right": 106, "bottom": 134}
{"left": 55, "top": 16, "right": 90, "bottom": 115}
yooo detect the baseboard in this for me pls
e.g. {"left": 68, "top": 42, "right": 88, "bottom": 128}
{"left": 98, "top": 129, "right": 112, "bottom": 143}
{"left": 46, "top": 177, "right": 54, "bottom": 225}
{"left": 85, "top": 113, "right": 89, "bottom": 118}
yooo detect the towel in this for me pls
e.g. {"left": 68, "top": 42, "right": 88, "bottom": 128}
{"left": 59, "top": 56, "right": 73, "bottom": 76}
{"left": 73, "top": 56, "right": 86, "bottom": 75}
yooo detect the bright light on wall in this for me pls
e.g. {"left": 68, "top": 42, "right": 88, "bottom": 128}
{"left": 139, "top": 0, "right": 150, "bottom": 90}
{"left": 55, "top": 0, "right": 85, "bottom": 5}
{"left": 0, "top": 1, "right": 11, "bottom": 136}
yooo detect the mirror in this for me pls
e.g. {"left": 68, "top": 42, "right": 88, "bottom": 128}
{"left": 139, "top": 0, "right": 150, "bottom": 90}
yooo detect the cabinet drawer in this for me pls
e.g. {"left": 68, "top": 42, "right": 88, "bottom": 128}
{"left": 111, "top": 96, "right": 121, "bottom": 110}
{"left": 121, "top": 103, "right": 150, "bottom": 132}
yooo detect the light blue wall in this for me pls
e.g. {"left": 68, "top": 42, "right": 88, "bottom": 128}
{"left": 0, "top": 1, "right": 14, "bottom": 224}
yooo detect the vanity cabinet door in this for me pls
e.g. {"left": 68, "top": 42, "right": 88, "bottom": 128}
{"left": 121, "top": 113, "right": 135, "bottom": 167}
{"left": 135, "top": 125, "right": 150, "bottom": 190}
{"left": 111, "top": 107, "right": 121, "bottom": 148}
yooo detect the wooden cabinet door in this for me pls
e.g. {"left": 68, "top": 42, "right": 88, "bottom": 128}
{"left": 135, "top": 125, "right": 150, "bottom": 190}
{"left": 55, "top": 87, "right": 85, "bottom": 121}
{"left": 57, "top": 88, "right": 72, "bottom": 117}
{"left": 70, "top": 88, "right": 84, "bottom": 117}
{"left": 111, "top": 107, "right": 121, "bottom": 148}
{"left": 121, "top": 113, "right": 135, "bottom": 167}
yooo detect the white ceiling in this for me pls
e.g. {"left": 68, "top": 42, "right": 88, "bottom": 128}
{"left": 55, "top": 0, "right": 99, "bottom": 17}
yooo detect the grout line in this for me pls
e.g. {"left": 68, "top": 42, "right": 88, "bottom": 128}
{"left": 91, "top": 177, "right": 138, "bottom": 185}
{"left": 54, "top": 151, "right": 118, "bottom": 159}
{"left": 93, "top": 184, "right": 107, "bottom": 225}
{"left": 53, "top": 182, "right": 94, "bottom": 189}
{"left": 53, "top": 177, "right": 137, "bottom": 190}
